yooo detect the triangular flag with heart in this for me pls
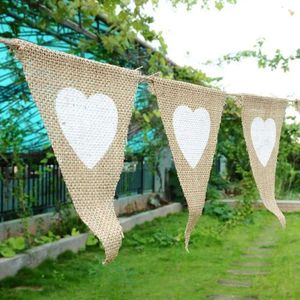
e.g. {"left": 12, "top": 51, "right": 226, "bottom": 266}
{"left": 2, "top": 38, "right": 140, "bottom": 263}
{"left": 152, "top": 77, "right": 225, "bottom": 249}
{"left": 241, "top": 95, "right": 287, "bottom": 226}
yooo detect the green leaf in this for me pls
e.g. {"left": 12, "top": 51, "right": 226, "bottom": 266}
{"left": 215, "top": 1, "right": 224, "bottom": 10}
{"left": 142, "top": 113, "right": 150, "bottom": 123}
{"left": 7, "top": 237, "right": 26, "bottom": 251}
{"left": 47, "top": 231, "right": 55, "bottom": 239}
{"left": 46, "top": 152, "right": 55, "bottom": 159}
{"left": 40, "top": 158, "right": 47, "bottom": 164}
{"left": 0, "top": 247, "right": 16, "bottom": 258}
{"left": 86, "top": 234, "right": 99, "bottom": 246}
{"left": 34, "top": 235, "right": 51, "bottom": 245}
{"left": 153, "top": 109, "right": 161, "bottom": 118}
{"left": 71, "top": 228, "right": 80, "bottom": 237}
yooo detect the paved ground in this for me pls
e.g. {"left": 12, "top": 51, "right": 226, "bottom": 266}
{"left": 207, "top": 221, "right": 278, "bottom": 300}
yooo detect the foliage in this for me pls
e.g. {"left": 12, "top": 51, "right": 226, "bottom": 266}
{"left": 215, "top": 98, "right": 258, "bottom": 200}
{"left": 171, "top": 0, "right": 237, "bottom": 10}
{"left": 124, "top": 230, "right": 182, "bottom": 250}
{"left": 86, "top": 234, "right": 99, "bottom": 247}
{"left": 0, "top": 211, "right": 86, "bottom": 258}
{"left": 71, "top": 227, "right": 80, "bottom": 237}
{"left": 217, "top": 38, "right": 300, "bottom": 72}
{"left": 276, "top": 115, "right": 300, "bottom": 199}
{"left": 33, "top": 231, "right": 60, "bottom": 246}
{"left": 1, "top": 0, "right": 236, "bottom": 66}
{"left": 0, "top": 236, "right": 26, "bottom": 258}
{"left": 0, "top": 228, "right": 80, "bottom": 258}
{"left": 203, "top": 200, "right": 233, "bottom": 221}
{"left": 49, "top": 205, "right": 87, "bottom": 237}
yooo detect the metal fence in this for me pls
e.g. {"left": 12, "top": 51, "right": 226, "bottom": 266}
{"left": 0, "top": 158, "right": 155, "bottom": 222}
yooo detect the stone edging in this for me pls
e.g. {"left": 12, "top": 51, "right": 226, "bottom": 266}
{"left": 222, "top": 199, "right": 300, "bottom": 212}
{"left": 0, "top": 192, "right": 159, "bottom": 240}
{"left": 120, "top": 202, "right": 182, "bottom": 232}
{"left": 0, "top": 202, "right": 182, "bottom": 280}
{"left": 0, "top": 233, "right": 88, "bottom": 281}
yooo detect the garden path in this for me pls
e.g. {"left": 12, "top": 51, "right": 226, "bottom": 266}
{"left": 207, "top": 220, "right": 278, "bottom": 300}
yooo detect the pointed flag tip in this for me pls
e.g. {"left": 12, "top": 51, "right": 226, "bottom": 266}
{"left": 279, "top": 216, "right": 286, "bottom": 229}
{"left": 184, "top": 237, "right": 190, "bottom": 253}
{"left": 185, "top": 245, "right": 190, "bottom": 253}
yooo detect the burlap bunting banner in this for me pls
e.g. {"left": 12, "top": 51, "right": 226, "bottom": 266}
{"left": 241, "top": 95, "right": 287, "bottom": 226}
{"left": 4, "top": 38, "right": 140, "bottom": 263}
{"left": 151, "top": 78, "right": 225, "bottom": 249}
{"left": 1, "top": 37, "right": 294, "bottom": 261}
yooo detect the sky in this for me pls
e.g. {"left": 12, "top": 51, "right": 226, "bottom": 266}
{"left": 146, "top": 0, "right": 300, "bottom": 120}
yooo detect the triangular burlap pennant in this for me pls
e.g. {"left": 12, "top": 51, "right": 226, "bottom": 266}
{"left": 2, "top": 38, "right": 140, "bottom": 263}
{"left": 152, "top": 78, "right": 225, "bottom": 249}
{"left": 241, "top": 95, "right": 287, "bottom": 226}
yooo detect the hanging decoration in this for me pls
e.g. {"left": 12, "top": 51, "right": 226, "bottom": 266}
{"left": 151, "top": 77, "right": 225, "bottom": 249}
{"left": 1, "top": 38, "right": 140, "bottom": 263}
{"left": 0, "top": 37, "right": 295, "bottom": 261}
{"left": 241, "top": 95, "right": 287, "bottom": 226}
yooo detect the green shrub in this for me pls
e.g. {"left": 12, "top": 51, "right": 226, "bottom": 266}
{"left": 50, "top": 206, "right": 87, "bottom": 237}
{"left": 86, "top": 234, "right": 99, "bottom": 246}
{"left": 0, "top": 236, "right": 26, "bottom": 258}
{"left": 203, "top": 200, "right": 234, "bottom": 221}
{"left": 124, "top": 230, "right": 182, "bottom": 249}
{"left": 33, "top": 231, "right": 60, "bottom": 246}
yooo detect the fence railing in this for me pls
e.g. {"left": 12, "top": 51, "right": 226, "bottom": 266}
{"left": 0, "top": 158, "right": 155, "bottom": 222}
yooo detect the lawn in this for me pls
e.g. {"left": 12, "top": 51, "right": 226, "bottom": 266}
{"left": 0, "top": 210, "right": 300, "bottom": 299}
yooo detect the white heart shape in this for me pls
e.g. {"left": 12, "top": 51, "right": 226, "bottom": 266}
{"left": 251, "top": 117, "right": 276, "bottom": 167}
{"left": 56, "top": 88, "right": 118, "bottom": 169}
{"left": 173, "top": 105, "right": 211, "bottom": 168}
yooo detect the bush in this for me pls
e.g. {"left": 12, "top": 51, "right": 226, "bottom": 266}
{"left": 203, "top": 200, "right": 234, "bottom": 221}
{"left": 50, "top": 205, "right": 87, "bottom": 237}
{"left": 0, "top": 236, "right": 26, "bottom": 257}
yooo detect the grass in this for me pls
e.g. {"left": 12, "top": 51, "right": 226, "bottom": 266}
{"left": 251, "top": 213, "right": 300, "bottom": 299}
{"left": 0, "top": 210, "right": 299, "bottom": 299}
